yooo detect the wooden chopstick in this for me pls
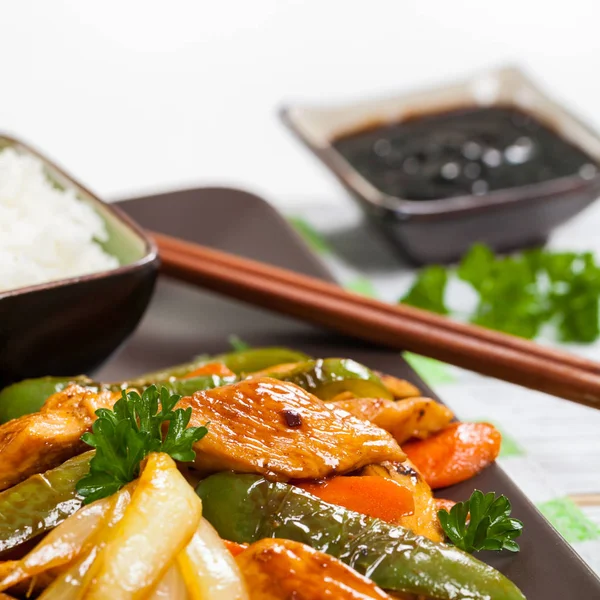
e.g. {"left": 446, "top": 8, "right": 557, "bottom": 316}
{"left": 154, "top": 231, "right": 600, "bottom": 375}
{"left": 152, "top": 231, "right": 600, "bottom": 410}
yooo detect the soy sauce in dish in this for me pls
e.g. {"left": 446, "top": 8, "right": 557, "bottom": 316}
{"left": 333, "top": 106, "right": 598, "bottom": 201}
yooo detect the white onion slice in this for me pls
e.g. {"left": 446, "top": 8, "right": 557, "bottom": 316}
{"left": 149, "top": 565, "right": 190, "bottom": 600}
{"left": 38, "top": 545, "right": 99, "bottom": 600}
{"left": 0, "top": 484, "right": 134, "bottom": 591}
{"left": 82, "top": 453, "right": 202, "bottom": 599}
{"left": 178, "top": 518, "right": 249, "bottom": 600}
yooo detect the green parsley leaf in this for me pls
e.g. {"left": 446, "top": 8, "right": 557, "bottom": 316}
{"left": 400, "top": 243, "right": 600, "bottom": 344}
{"left": 465, "top": 250, "right": 544, "bottom": 339}
{"left": 76, "top": 385, "right": 208, "bottom": 504}
{"left": 438, "top": 490, "right": 523, "bottom": 553}
{"left": 457, "top": 242, "right": 496, "bottom": 287}
{"left": 400, "top": 265, "right": 449, "bottom": 315}
{"left": 545, "top": 252, "right": 600, "bottom": 343}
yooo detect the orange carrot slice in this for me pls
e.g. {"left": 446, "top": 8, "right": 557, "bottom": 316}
{"left": 181, "top": 363, "right": 236, "bottom": 378}
{"left": 403, "top": 422, "right": 501, "bottom": 489}
{"left": 297, "top": 476, "right": 414, "bottom": 523}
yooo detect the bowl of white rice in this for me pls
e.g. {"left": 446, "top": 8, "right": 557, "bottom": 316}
{"left": 0, "top": 136, "right": 158, "bottom": 386}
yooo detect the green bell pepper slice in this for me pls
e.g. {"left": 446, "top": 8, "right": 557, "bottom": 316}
{"left": 0, "top": 451, "right": 92, "bottom": 554}
{"left": 260, "top": 358, "right": 393, "bottom": 400}
{"left": 213, "top": 347, "right": 311, "bottom": 376}
{"left": 155, "top": 374, "right": 237, "bottom": 396}
{"left": 127, "top": 347, "right": 311, "bottom": 384}
{"left": 0, "top": 374, "right": 237, "bottom": 424}
{"left": 0, "top": 347, "right": 309, "bottom": 423}
{"left": 0, "top": 376, "right": 95, "bottom": 424}
{"left": 196, "top": 473, "right": 525, "bottom": 600}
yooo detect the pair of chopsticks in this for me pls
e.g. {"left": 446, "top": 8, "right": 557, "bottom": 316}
{"left": 152, "top": 231, "right": 600, "bottom": 411}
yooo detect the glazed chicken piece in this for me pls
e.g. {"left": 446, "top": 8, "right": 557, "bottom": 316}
{"left": 0, "top": 378, "right": 403, "bottom": 488}
{"left": 331, "top": 397, "right": 453, "bottom": 445}
{"left": 379, "top": 374, "right": 421, "bottom": 399}
{"left": 236, "top": 538, "right": 392, "bottom": 600}
{"left": 180, "top": 377, "right": 405, "bottom": 480}
{"left": 0, "top": 385, "right": 116, "bottom": 491}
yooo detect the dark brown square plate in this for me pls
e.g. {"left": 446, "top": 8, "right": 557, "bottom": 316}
{"left": 98, "top": 187, "right": 600, "bottom": 598}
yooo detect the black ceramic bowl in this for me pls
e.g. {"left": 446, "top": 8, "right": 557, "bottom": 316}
{"left": 282, "top": 67, "right": 600, "bottom": 264}
{"left": 0, "top": 136, "right": 159, "bottom": 387}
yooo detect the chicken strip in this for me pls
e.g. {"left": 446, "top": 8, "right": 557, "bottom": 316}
{"left": 236, "top": 538, "right": 392, "bottom": 600}
{"left": 0, "top": 385, "right": 116, "bottom": 491}
{"left": 331, "top": 397, "right": 453, "bottom": 444}
{"left": 379, "top": 374, "right": 421, "bottom": 399}
{"left": 180, "top": 377, "right": 405, "bottom": 480}
{"left": 0, "top": 378, "right": 402, "bottom": 489}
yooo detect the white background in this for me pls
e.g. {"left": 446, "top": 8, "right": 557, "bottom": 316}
{"left": 2, "top": 0, "right": 600, "bottom": 209}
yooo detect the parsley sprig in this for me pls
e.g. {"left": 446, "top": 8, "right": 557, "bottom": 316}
{"left": 438, "top": 490, "right": 523, "bottom": 553}
{"left": 401, "top": 243, "right": 600, "bottom": 343}
{"left": 401, "top": 265, "right": 449, "bottom": 316}
{"left": 76, "top": 385, "right": 208, "bottom": 504}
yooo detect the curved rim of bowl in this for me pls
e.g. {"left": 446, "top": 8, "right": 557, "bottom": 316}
{"left": 0, "top": 133, "right": 159, "bottom": 300}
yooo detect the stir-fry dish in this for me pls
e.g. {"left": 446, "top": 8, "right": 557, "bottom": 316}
{"left": 0, "top": 347, "right": 525, "bottom": 599}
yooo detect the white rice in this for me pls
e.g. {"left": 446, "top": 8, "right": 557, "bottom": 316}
{"left": 0, "top": 148, "right": 119, "bottom": 293}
